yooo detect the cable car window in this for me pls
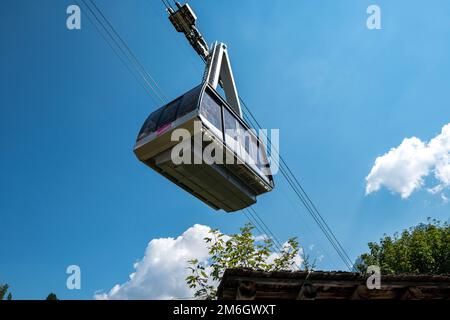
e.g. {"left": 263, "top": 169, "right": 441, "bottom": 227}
{"left": 201, "top": 92, "right": 223, "bottom": 131}
{"left": 235, "top": 121, "right": 251, "bottom": 163}
{"left": 243, "top": 131, "right": 259, "bottom": 164}
{"left": 177, "top": 86, "right": 201, "bottom": 119}
{"left": 157, "top": 98, "right": 180, "bottom": 129}
{"left": 257, "top": 143, "right": 271, "bottom": 181}
{"left": 137, "top": 108, "right": 163, "bottom": 140}
{"left": 225, "top": 109, "right": 246, "bottom": 158}
{"left": 223, "top": 107, "right": 238, "bottom": 142}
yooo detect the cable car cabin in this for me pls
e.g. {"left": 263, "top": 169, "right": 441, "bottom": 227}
{"left": 134, "top": 82, "right": 274, "bottom": 212}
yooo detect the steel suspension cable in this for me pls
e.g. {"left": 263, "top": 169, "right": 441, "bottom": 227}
{"left": 240, "top": 98, "right": 354, "bottom": 269}
{"left": 85, "top": 0, "right": 169, "bottom": 103}
{"left": 76, "top": 0, "right": 162, "bottom": 105}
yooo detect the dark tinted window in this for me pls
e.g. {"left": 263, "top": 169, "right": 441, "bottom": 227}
{"left": 201, "top": 92, "right": 222, "bottom": 131}
{"left": 258, "top": 143, "right": 270, "bottom": 168}
{"left": 157, "top": 98, "right": 180, "bottom": 129}
{"left": 257, "top": 143, "right": 271, "bottom": 181}
{"left": 223, "top": 107, "right": 237, "bottom": 137}
{"left": 137, "top": 107, "right": 163, "bottom": 140}
{"left": 177, "top": 85, "right": 201, "bottom": 119}
{"left": 244, "top": 131, "right": 258, "bottom": 160}
{"left": 224, "top": 107, "right": 248, "bottom": 143}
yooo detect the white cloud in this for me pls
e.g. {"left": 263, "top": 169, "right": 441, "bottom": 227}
{"left": 95, "top": 224, "right": 212, "bottom": 300}
{"left": 265, "top": 242, "right": 303, "bottom": 270}
{"left": 95, "top": 225, "right": 303, "bottom": 300}
{"left": 365, "top": 123, "right": 450, "bottom": 198}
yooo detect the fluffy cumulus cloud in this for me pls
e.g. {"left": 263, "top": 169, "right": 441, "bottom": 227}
{"left": 95, "top": 224, "right": 212, "bottom": 300}
{"left": 365, "top": 123, "right": 450, "bottom": 198}
{"left": 95, "top": 224, "right": 303, "bottom": 300}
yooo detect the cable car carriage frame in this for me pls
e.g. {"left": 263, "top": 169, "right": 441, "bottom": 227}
{"left": 134, "top": 41, "right": 274, "bottom": 212}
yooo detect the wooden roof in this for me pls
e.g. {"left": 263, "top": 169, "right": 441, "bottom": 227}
{"left": 217, "top": 268, "right": 450, "bottom": 300}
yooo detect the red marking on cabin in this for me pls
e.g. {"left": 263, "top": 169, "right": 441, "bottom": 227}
{"left": 157, "top": 123, "right": 172, "bottom": 136}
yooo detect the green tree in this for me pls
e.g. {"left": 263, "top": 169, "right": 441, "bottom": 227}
{"left": 46, "top": 293, "right": 58, "bottom": 300}
{"left": 0, "top": 284, "right": 12, "bottom": 300}
{"left": 186, "top": 224, "right": 300, "bottom": 299}
{"left": 355, "top": 219, "right": 450, "bottom": 275}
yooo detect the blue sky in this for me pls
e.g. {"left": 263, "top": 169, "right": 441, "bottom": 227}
{"left": 1, "top": 0, "right": 450, "bottom": 299}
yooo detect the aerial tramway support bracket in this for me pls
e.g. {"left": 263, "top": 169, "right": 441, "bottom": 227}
{"left": 203, "top": 42, "right": 242, "bottom": 117}
{"left": 168, "top": 2, "right": 209, "bottom": 60}
{"left": 168, "top": 2, "right": 243, "bottom": 117}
